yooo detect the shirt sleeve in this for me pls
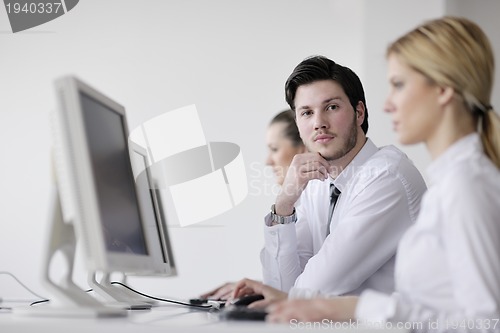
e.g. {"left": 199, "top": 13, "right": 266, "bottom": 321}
{"left": 260, "top": 200, "right": 314, "bottom": 292}
{"left": 357, "top": 290, "right": 500, "bottom": 332}
{"left": 293, "top": 172, "right": 414, "bottom": 295}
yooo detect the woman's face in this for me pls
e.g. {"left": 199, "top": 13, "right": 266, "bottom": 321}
{"left": 385, "top": 54, "right": 443, "bottom": 145}
{"left": 266, "top": 122, "right": 304, "bottom": 186}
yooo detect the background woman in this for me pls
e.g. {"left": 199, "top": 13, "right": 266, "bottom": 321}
{"left": 265, "top": 109, "right": 306, "bottom": 186}
{"left": 200, "top": 110, "right": 305, "bottom": 300}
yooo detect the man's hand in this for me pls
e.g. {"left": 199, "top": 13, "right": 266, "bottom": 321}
{"left": 275, "top": 153, "right": 331, "bottom": 215}
{"left": 199, "top": 282, "right": 236, "bottom": 300}
{"left": 231, "top": 278, "right": 288, "bottom": 309}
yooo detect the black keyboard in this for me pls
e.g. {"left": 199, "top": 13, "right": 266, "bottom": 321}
{"left": 219, "top": 306, "right": 268, "bottom": 321}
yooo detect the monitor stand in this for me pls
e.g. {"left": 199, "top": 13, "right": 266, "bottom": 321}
{"left": 13, "top": 191, "right": 126, "bottom": 318}
{"left": 88, "top": 272, "right": 152, "bottom": 310}
{"left": 120, "top": 275, "right": 160, "bottom": 306}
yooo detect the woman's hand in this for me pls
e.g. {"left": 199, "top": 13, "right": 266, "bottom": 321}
{"left": 267, "top": 296, "right": 358, "bottom": 323}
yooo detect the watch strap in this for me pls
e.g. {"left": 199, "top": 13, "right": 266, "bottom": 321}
{"left": 270, "top": 204, "right": 297, "bottom": 224}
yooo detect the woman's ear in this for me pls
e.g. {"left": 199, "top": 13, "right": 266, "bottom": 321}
{"left": 437, "top": 86, "right": 455, "bottom": 107}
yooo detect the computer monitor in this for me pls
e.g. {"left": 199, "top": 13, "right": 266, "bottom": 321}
{"left": 88, "top": 141, "right": 177, "bottom": 309}
{"left": 87, "top": 141, "right": 178, "bottom": 309}
{"left": 17, "top": 76, "right": 176, "bottom": 317}
{"left": 128, "top": 141, "right": 177, "bottom": 277}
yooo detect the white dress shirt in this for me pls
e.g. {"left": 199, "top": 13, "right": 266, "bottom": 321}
{"left": 261, "top": 138, "right": 427, "bottom": 296}
{"left": 357, "top": 133, "right": 500, "bottom": 331}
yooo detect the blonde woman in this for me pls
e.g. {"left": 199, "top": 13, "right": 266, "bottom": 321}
{"left": 233, "top": 16, "right": 500, "bottom": 330}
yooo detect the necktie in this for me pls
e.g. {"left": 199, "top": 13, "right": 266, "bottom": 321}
{"left": 326, "top": 183, "right": 341, "bottom": 236}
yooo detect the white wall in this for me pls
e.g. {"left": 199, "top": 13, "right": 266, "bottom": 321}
{"left": 0, "top": 0, "right": 498, "bottom": 302}
{"left": 361, "top": 0, "right": 500, "bottom": 179}
{"left": 360, "top": 0, "right": 445, "bottom": 176}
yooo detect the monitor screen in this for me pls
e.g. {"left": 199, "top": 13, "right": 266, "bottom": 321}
{"left": 80, "top": 92, "right": 148, "bottom": 255}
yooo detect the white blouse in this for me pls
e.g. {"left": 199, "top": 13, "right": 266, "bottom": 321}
{"left": 357, "top": 133, "right": 500, "bottom": 332}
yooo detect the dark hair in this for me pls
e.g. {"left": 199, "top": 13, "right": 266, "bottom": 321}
{"left": 285, "top": 55, "right": 369, "bottom": 134}
{"left": 269, "top": 109, "right": 304, "bottom": 147}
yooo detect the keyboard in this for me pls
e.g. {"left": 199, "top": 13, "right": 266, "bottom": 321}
{"left": 219, "top": 306, "right": 268, "bottom": 321}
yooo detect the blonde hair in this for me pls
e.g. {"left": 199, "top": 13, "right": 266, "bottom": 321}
{"left": 387, "top": 16, "right": 500, "bottom": 168}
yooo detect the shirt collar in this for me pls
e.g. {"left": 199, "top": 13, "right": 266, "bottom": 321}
{"left": 332, "top": 138, "right": 378, "bottom": 191}
{"left": 427, "top": 133, "right": 483, "bottom": 185}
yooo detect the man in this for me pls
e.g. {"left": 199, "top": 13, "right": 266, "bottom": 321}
{"left": 203, "top": 56, "right": 426, "bottom": 301}
{"left": 260, "top": 55, "right": 427, "bottom": 297}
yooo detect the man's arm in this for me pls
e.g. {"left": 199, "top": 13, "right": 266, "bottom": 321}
{"left": 293, "top": 173, "right": 415, "bottom": 295}
{"left": 261, "top": 153, "right": 331, "bottom": 291}
{"left": 260, "top": 200, "right": 314, "bottom": 291}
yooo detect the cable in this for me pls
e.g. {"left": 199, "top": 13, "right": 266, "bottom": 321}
{"left": 24, "top": 280, "right": 214, "bottom": 310}
{"left": 29, "top": 288, "right": 93, "bottom": 306}
{"left": 0, "top": 271, "right": 47, "bottom": 303}
{"left": 109, "top": 281, "right": 214, "bottom": 310}
{"left": 30, "top": 299, "right": 50, "bottom": 306}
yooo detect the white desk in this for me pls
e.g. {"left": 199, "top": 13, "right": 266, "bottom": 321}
{"left": 0, "top": 304, "right": 408, "bottom": 333}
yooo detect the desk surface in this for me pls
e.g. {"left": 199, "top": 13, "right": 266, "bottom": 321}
{"left": 0, "top": 303, "right": 408, "bottom": 333}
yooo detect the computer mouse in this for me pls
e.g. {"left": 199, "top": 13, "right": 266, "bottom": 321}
{"left": 220, "top": 307, "right": 268, "bottom": 321}
{"left": 232, "top": 294, "right": 265, "bottom": 307}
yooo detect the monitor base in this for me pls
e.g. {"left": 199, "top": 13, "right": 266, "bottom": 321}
{"left": 13, "top": 303, "right": 126, "bottom": 318}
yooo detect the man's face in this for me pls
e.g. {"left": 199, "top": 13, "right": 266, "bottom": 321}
{"left": 294, "top": 80, "right": 359, "bottom": 161}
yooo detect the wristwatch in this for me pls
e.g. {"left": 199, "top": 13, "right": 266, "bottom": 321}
{"left": 270, "top": 204, "right": 297, "bottom": 224}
